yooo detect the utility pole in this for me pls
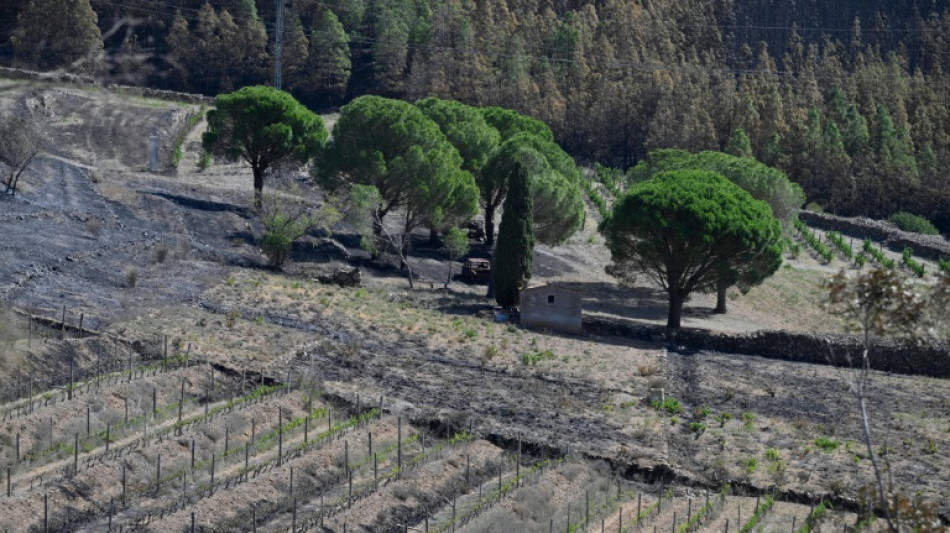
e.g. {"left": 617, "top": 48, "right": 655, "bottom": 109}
{"left": 273, "top": 0, "right": 285, "bottom": 90}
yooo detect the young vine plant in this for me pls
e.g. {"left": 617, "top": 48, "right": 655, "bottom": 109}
{"left": 902, "top": 247, "right": 926, "bottom": 277}
{"left": 862, "top": 239, "right": 896, "bottom": 269}
{"left": 794, "top": 219, "right": 833, "bottom": 262}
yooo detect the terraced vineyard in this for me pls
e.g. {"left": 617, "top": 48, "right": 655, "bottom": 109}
{"left": 0, "top": 324, "right": 904, "bottom": 532}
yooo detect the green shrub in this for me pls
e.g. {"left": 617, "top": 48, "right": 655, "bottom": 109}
{"left": 689, "top": 422, "right": 706, "bottom": 433}
{"left": 521, "top": 349, "right": 555, "bottom": 366}
{"left": 741, "top": 411, "right": 756, "bottom": 429}
{"left": 889, "top": 211, "right": 940, "bottom": 235}
{"left": 940, "top": 258, "right": 950, "bottom": 275}
{"left": 902, "top": 247, "right": 926, "bottom": 277}
{"left": 198, "top": 150, "right": 212, "bottom": 171}
{"left": 260, "top": 227, "right": 295, "bottom": 267}
{"left": 258, "top": 195, "right": 338, "bottom": 268}
{"left": 765, "top": 448, "right": 780, "bottom": 460}
{"left": 716, "top": 412, "right": 733, "bottom": 427}
{"left": 651, "top": 397, "right": 683, "bottom": 415}
{"left": 741, "top": 457, "right": 757, "bottom": 473}
{"left": 815, "top": 436, "right": 840, "bottom": 452}
{"left": 171, "top": 145, "right": 183, "bottom": 168}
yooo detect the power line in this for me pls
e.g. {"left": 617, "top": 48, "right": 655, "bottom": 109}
{"left": 273, "top": 0, "right": 284, "bottom": 90}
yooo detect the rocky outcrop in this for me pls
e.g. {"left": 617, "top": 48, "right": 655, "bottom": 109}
{"left": 316, "top": 266, "right": 362, "bottom": 287}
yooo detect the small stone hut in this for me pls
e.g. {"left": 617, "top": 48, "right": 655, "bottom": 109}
{"left": 520, "top": 284, "right": 583, "bottom": 334}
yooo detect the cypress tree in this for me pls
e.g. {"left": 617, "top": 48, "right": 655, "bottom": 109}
{"left": 493, "top": 157, "right": 534, "bottom": 309}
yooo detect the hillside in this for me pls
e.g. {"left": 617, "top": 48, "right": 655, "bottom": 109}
{"left": 1, "top": 79, "right": 949, "bottom": 531}
{"left": 3, "top": 0, "right": 950, "bottom": 228}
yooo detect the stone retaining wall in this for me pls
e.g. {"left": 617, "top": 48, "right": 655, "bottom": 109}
{"left": 584, "top": 316, "right": 950, "bottom": 378}
{"left": 800, "top": 210, "right": 950, "bottom": 261}
{"left": 0, "top": 66, "right": 212, "bottom": 105}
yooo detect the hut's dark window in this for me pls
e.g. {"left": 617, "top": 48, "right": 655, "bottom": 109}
{"left": 548, "top": 294, "right": 555, "bottom": 304}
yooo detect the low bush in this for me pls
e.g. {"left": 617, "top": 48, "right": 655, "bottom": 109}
{"left": 741, "top": 457, "right": 757, "bottom": 473}
{"left": 259, "top": 194, "right": 341, "bottom": 268}
{"left": 651, "top": 397, "right": 683, "bottom": 415}
{"left": 902, "top": 247, "right": 926, "bottom": 277}
{"left": 171, "top": 144, "right": 183, "bottom": 168}
{"left": 815, "top": 436, "right": 840, "bottom": 452}
{"left": 795, "top": 501, "right": 831, "bottom": 533}
{"left": 153, "top": 243, "right": 169, "bottom": 263}
{"left": 522, "top": 349, "right": 555, "bottom": 366}
{"left": 125, "top": 266, "right": 139, "bottom": 288}
{"left": 889, "top": 211, "right": 940, "bottom": 235}
{"left": 198, "top": 150, "right": 212, "bottom": 171}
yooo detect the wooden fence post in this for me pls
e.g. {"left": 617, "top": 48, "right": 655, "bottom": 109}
{"left": 178, "top": 379, "right": 184, "bottom": 435}
{"left": 637, "top": 493, "right": 641, "bottom": 524}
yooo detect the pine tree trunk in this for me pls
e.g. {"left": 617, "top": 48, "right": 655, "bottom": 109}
{"left": 667, "top": 290, "right": 684, "bottom": 329}
{"left": 715, "top": 284, "right": 728, "bottom": 314}
{"left": 485, "top": 204, "right": 496, "bottom": 245}
{"left": 252, "top": 167, "right": 264, "bottom": 210}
